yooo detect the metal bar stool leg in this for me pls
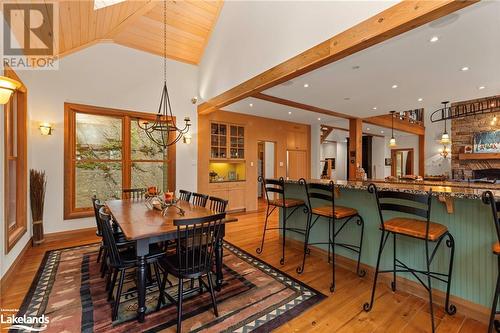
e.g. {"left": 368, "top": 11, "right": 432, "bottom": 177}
{"left": 489, "top": 256, "right": 500, "bottom": 333}
{"left": 296, "top": 212, "right": 312, "bottom": 274}
{"left": 363, "top": 230, "right": 388, "bottom": 312}
{"left": 356, "top": 215, "right": 366, "bottom": 277}
{"left": 392, "top": 233, "right": 397, "bottom": 292}
{"left": 280, "top": 207, "right": 287, "bottom": 265}
{"left": 256, "top": 205, "right": 271, "bottom": 254}
{"left": 330, "top": 217, "right": 336, "bottom": 292}
{"left": 444, "top": 233, "right": 457, "bottom": 315}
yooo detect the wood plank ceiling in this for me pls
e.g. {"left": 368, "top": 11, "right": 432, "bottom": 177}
{"left": 6, "top": 0, "right": 224, "bottom": 65}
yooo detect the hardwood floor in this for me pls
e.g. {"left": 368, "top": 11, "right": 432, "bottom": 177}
{"left": 0, "top": 202, "right": 487, "bottom": 332}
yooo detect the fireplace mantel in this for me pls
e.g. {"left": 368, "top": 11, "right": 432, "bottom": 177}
{"left": 458, "top": 153, "right": 500, "bottom": 160}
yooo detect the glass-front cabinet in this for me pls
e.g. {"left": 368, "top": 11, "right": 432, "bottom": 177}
{"left": 210, "top": 122, "right": 245, "bottom": 160}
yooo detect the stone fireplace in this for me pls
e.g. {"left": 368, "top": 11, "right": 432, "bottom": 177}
{"left": 451, "top": 95, "right": 500, "bottom": 180}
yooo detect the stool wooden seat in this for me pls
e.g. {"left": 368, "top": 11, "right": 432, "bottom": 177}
{"left": 493, "top": 242, "right": 500, "bottom": 255}
{"left": 312, "top": 205, "right": 358, "bottom": 219}
{"left": 383, "top": 218, "right": 448, "bottom": 241}
{"left": 269, "top": 198, "right": 305, "bottom": 208}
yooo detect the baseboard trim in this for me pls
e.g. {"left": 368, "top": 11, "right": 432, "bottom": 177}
{"left": 44, "top": 227, "right": 97, "bottom": 242}
{"left": 283, "top": 236, "right": 491, "bottom": 324}
{"left": 1, "top": 237, "right": 32, "bottom": 288}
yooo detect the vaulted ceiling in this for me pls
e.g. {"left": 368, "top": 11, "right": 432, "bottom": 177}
{"left": 4, "top": 0, "right": 224, "bottom": 65}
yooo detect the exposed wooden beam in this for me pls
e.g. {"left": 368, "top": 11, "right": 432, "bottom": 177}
{"left": 253, "top": 93, "right": 354, "bottom": 119}
{"left": 363, "top": 114, "right": 425, "bottom": 135}
{"left": 320, "top": 125, "right": 335, "bottom": 143}
{"left": 198, "top": 0, "right": 477, "bottom": 115}
{"left": 105, "top": 0, "right": 159, "bottom": 39}
{"left": 419, "top": 134, "right": 425, "bottom": 176}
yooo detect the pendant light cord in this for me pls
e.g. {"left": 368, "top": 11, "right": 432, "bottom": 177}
{"left": 163, "top": 0, "right": 167, "bottom": 86}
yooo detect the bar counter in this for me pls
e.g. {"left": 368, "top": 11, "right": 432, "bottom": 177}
{"left": 278, "top": 178, "right": 497, "bottom": 312}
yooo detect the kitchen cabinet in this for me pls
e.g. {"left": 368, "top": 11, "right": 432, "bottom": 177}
{"left": 207, "top": 181, "right": 246, "bottom": 212}
{"left": 287, "top": 130, "right": 308, "bottom": 150}
{"left": 210, "top": 122, "right": 245, "bottom": 160}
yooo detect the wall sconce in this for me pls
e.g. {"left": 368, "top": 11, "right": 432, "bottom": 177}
{"left": 438, "top": 145, "right": 450, "bottom": 158}
{"left": 183, "top": 132, "right": 192, "bottom": 144}
{"left": 39, "top": 122, "right": 53, "bottom": 135}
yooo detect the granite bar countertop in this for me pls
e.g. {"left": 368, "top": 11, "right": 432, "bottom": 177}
{"left": 281, "top": 178, "right": 500, "bottom": 200}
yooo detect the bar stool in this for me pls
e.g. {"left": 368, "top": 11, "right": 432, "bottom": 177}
{"left": 482, "top": 191, "right": 500, "bottom": 333}
{"left": 256, "top": 177, "right": 306, "bottom": 265}
{"left": 364, "top": 184, "right": 456, "bottom": 333}
{"left": 297, "top": 179, "right": 365, "bottom": 292}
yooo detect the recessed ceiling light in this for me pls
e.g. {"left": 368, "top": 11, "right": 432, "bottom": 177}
{"left": 322, "top": 127, "right": 328, "bottom": 130}
{"left": 478, "top": 86, "right": 486, "bottom": 90}
{"left": 366, "top": 127, "right": 370, "bottom": 131}
{"left": 380, "top": 130, "right": 384, "bottom": 134}
{"left": 288, "top": 111, "right": 292, "bottom": 115}
{"left": 429, "top": 36, "right": 439, "bottom": 43}
{"left": 344, "top": 97, "right": 350, "bottom": 100}
{"left": 392, "top": 84, "right": 398, "bottom": 89}
{"left": 249, "top": 103, "right": 253, "bottom": 107}
{"left": 317, "top": 117, "right": 321, "bottom": 121}
{"left": 303, "top": 83, "right": 309, "bottom": 88}
{"left": 418, "top": 98, "right": 423, "bottom": 102}
{"left": 352, "top": 65, "right": 360, "bottom": 70}
{"left": 461, "top": 66, "right": 469, "bottom": 71}
{"left": 372, "top": 107, "right": 377, "bottom": 110}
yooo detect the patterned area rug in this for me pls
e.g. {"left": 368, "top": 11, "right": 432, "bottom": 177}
{"left": 14, "top": 242, "right": 325, "bottom": 332}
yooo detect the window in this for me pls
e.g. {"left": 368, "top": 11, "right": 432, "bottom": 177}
{"left": 64, "top": 103, "right": 176, "bottom": 219}
{"left": 4, "top": 67, "right": 27, "bottom": 253}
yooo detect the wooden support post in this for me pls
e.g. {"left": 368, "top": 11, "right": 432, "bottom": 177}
{"left": 419, "top": 134, "right": 425, "bottom": 176}
{"left": 349, "top": 119, "right": 362, "bottom": 180}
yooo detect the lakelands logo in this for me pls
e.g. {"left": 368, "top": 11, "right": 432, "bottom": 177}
{"left": 1, "top": 313, "right": 49, "bottom": 331}
{"left": 2, "top": 1, "right": 59, "bottom": 70}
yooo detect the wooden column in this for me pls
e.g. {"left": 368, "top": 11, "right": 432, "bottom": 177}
{"left": 418, "top": 134, "right": 425, "bottom": 176}
{"left": 349, "top": 119, "right": 362, "bottom": 180}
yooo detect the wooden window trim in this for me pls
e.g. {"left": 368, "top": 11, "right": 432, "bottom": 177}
{"left": 4, "top": 66, "right": 27, "bottom": 253}
{"left": 64, "top": 103, "right": 176, "bottom": 220}
{"left": 391, "top": 148, "right": 414, "bottom": 177}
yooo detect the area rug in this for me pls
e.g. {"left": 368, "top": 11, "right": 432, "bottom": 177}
{"left": 14, "top": 242, "right": 326, "bottom": 332}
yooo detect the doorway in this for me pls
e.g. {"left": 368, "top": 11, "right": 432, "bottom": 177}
{"left": 391, "top": 148, "right": 414, "bottom": 177}
{"left": 257, "top": 141, "right": 276, "bottom": 198}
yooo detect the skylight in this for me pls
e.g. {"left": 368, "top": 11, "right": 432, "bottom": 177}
{"left": 93, "top": 0, "right": 126, "bottom": 10}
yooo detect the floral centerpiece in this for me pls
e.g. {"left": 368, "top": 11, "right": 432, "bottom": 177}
{"left": 144, "top": 187, "right": 185, "bottom": 216}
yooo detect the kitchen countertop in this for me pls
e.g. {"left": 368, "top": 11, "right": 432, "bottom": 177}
{"left": 209, "top": 180, "right": 246, "bottom": 184}
{"left": 280, "top": 178, "right": 500, "bottom": 200}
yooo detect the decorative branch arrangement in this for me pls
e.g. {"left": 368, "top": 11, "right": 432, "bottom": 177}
{"left": 30, "top": 169, "right": 47, "bottom": 246}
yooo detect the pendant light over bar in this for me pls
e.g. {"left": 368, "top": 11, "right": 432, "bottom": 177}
{"left": 137, "top": 0, "right": 191, "bottom": 150}
{"left": 388, "top": 110, "right": 397, "bottom": 147}
{"left": 440, "top": 101, "right": 451, "bottom": 144}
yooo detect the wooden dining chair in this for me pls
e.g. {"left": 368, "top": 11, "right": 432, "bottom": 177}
{"left": 122, "top": 188, "right": 146, "bottom": 199}
{"left": 156, "top": 212, "right": 226, "bottom": 333}
{"left": 99, "top": 207, "right": 165, "bottom": 321}
{"left": 178, "top": 189, "right": 192, "bottom": 202}
{"left": 209, "top": 196, "right": 228, "bottom": 213}
{"left": 191, "top": 192, "right": 209, "bottom": 207}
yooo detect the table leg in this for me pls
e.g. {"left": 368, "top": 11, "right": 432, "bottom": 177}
{"left": 215, "top": 236, "right": 223, "bottom": 291}
{"left": 136, "top": 239, "right": 149, "bottom": 323}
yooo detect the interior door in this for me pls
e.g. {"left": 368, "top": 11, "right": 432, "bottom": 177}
{"left": 287, "top": 150, "right": 307, "bottom": 179}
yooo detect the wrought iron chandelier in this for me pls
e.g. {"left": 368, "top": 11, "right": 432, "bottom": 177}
{"left": 137, "top": 0, "right": 190, "bottom": 150}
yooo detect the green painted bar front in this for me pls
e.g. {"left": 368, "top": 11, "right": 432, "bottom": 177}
{"left": 279, "top": 184, "right": 496, "bottom": 308}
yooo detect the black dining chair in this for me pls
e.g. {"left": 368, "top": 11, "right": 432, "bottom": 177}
{"left": 297, "top": 179, "right": 365, "bottom": 292}
{"left": 156, "top": 213, "right": 226, "bottom": 333}
{"left": 179, "top": 189, "right": 192, "bottom": 202}
{"left": 482, "top": 191, "right": 500, "bottom": 333}
{"left": 363, "top": 184, "right": 456, "bottom": 333}
{"left": 209, "top": 196, "right": 228, "bottom": 213}
{"left": 123, "top": 188, "right": 146, "bottom": 199}
{"left": 191, "top": 192, "right": 209, "bottom": 207}
{"left": 99, "top": 207, "right": 166, "bottom": 321}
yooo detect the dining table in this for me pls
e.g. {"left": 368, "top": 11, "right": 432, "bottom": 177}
{"left": 105, "top": 198, "right": 237, "bottom": 323}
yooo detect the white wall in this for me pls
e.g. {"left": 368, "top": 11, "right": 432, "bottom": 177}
{"left": 264, "top": 142, "right": 275, "bottom": 178}
{"left": 14, "top": 43, "right": 198, "bottom": 236}
{"left": 199, "top": 0, "right": 397, "bottom": 101}
{"left": 311, "top": 124, "right": 321, "bottom": 178}
{"left": 372, "top": 136, "right": 391, "bottom": 178}
{"left": 424, "top": 102, "right": 452, "bottom": 176}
